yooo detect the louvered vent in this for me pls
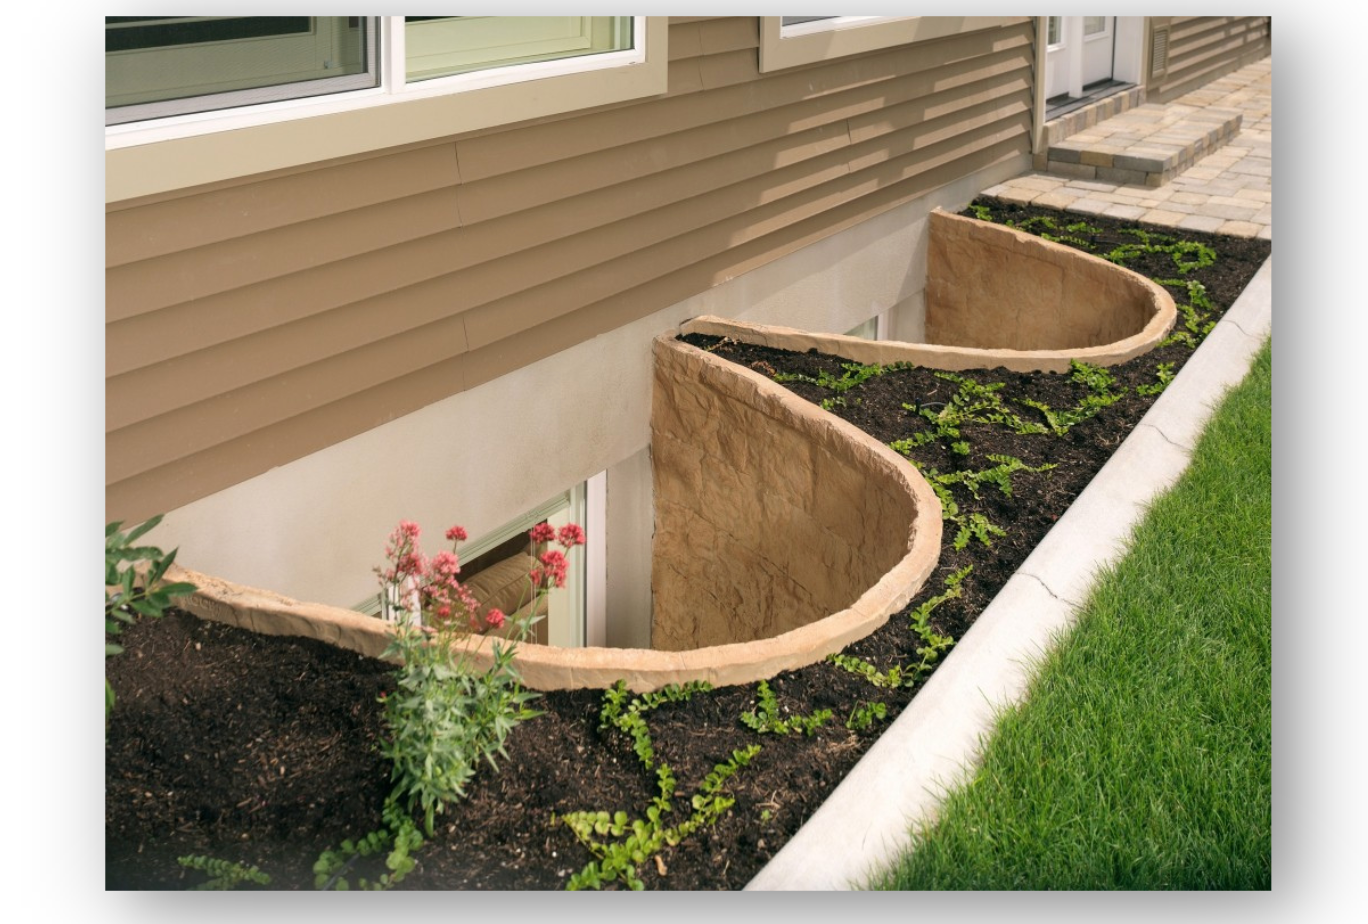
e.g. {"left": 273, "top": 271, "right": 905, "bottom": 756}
{"left": 1150, "top": 27, "right": 1170, "bottom": 78}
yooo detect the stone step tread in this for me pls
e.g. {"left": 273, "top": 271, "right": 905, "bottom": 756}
{"left": 1045, "top": 105, "right": 1243, "bottom": 185}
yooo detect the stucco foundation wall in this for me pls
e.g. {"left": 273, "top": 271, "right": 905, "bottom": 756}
{"left": 148, "top": 162, "right": 1023, "bottom": 612}
{"left": 651, "top": 338, "right": 920, "bottom": 650}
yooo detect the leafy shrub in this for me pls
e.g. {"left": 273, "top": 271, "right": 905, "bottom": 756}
{"left": 105, "top": 514, "right": 196, "bottom": 717}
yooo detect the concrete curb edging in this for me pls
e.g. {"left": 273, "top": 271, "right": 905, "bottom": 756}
{"left": 744, "top": 255, "right": 1272, "bottom": 891}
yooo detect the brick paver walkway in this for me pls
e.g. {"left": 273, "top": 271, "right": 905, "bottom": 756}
{"left": 983, "top": 58, "right": 1272, "bottom": 240}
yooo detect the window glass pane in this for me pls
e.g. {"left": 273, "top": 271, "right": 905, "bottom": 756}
{"left": 1047, "top": 17, "right": 1061, "bottom": 45}
{"left": 106, "top": 17, "right": 374, "bottom": 121}
{"left": 454, "top": 488, "right": 586, "bottom": 648}
{"left": 845, "top": 317, "right": 879, "bottom": 341}
{"left": 406, "top": 16, "right": 632, "bottom": 83}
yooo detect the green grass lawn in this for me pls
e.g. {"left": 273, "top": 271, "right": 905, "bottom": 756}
{"left": 873, "top": 338, "right": 1272, "bottom": 891}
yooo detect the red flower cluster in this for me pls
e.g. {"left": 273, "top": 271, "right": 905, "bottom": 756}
{"left": 378, "top": 520, "right": 487, "bottom": 633}
{"left": 378, "top": 517, "right": 587, "bottom": 633}
{"left": 528, "top": 520, "right": 586, "bottom": 590}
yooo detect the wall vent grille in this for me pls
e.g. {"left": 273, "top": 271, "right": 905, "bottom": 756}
{"left": 1151, "top": 27, "right": 1170, "bottom": 78}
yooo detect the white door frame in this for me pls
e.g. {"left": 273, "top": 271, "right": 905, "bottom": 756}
{"left": 1034, "top": 17, "right": 1146, "bottom": 152}
{"left": 1043, "top": 16, "right": 1144, "bottom": 101}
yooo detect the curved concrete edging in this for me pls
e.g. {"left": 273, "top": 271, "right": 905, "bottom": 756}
{"left": 744, "top": 255, "right": 1273, "bottom": 891}
{"left": 167, "top": 334, "right": 943, "bottom": 694}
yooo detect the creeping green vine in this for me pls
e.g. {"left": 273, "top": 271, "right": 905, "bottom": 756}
{"left": 560, "top": 681, "right": 760, "bottom": 890}
{"left": 177, "top": 856, "right": 271, "bottom": 891}
{"left": 741, "top": 680, "right": 833, "bottom": 736}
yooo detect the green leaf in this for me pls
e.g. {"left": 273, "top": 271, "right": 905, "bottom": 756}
{"left": 130, "top": 598, "right": 162, "bottom": 618}
{"left": 123, "top": 514, "right": 164, "bottom": 544}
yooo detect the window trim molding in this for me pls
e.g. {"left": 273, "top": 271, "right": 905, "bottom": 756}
{"left": 105, "top": 16, "right": 667, "bottom": 204}
{"left": 759, "top": 15, "right": 1015, "bottom": 74}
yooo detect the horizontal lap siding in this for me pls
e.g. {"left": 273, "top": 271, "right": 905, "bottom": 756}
{"left": 106, "top": 17, "right": 1035, "bottom": 521}
{"left": 1150, "top": 16, "right": 1271, "bottom": 103}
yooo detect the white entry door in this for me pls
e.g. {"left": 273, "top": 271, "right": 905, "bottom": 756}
{"left": 1044, "top": 16, "right": 1116, "bottom": 99}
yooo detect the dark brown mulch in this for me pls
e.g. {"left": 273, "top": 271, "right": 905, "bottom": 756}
{"left": 105, "top": 197, "right": 1271, "bottom": 891}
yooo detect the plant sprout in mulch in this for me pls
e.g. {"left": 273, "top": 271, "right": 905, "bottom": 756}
{"left": 105, "top": 198, "right": 1271, "bottom": 890}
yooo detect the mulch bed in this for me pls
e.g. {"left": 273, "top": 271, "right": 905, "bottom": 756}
{"left": 105, "top": 197, "right": 1271, "bottom": 890}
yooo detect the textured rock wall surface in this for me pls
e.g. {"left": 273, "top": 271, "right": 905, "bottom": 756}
{"left": 651, "top": 339, "right": 918, "bottom": 650}
{"left": 925, "top": 210, "right": 1160, "bottom": 352}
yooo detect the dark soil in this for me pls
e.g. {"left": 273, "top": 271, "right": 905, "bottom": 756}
{"left": 105, "top": 197, "right": 1271, "bottom": 891}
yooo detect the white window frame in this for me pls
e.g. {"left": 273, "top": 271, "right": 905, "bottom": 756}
{"left": 106, "top": 16, "right": 667, "bottom": 203}
{"left": 759, "top": 15, "right": 1015, "bottom": 73}
{"left": 105, "top": 17, "right": 379, "bottom": 125}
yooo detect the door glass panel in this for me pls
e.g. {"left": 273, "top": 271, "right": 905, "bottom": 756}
{"left": 1084, "top": 16, "right": 1108, "bottom": 36}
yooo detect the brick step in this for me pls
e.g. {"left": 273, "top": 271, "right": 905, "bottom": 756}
{"left": 1045, "top": 102, "right": 1243, "bottom": 188}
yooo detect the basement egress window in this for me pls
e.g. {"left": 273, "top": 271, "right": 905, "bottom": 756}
{"left": 356, "top": 484, "right": 594, "bottom": 649}
{"left": 455, "top": 487, "right": 590, "bottom": 650}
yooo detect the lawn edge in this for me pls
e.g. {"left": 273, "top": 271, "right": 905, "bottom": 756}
{"left": 744, "top": 255, "right": 1274, "bottom": 891}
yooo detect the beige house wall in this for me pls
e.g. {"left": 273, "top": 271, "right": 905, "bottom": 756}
{"left": 106, "top": 16, "right": 1037, "bottom": 525}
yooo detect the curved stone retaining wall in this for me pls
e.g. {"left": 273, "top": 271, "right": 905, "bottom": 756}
{"left": 161, "top": 209, "right": 1160, "bottom": 692}
{"left": 166, "top": 336, "right": 942, "bottom": 693}
{"left": 687, "top": 210, "right": 1175, "bottom": 374}
{"left": 925, "top": 210, "right": 1175, "bottom": 364}
{"left": 650, "top": 336, "right": 940, "bottom": 651}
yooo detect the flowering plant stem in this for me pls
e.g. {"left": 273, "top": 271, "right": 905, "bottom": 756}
{"left": 375, "top": 518, "right": 584, "bottom": 836}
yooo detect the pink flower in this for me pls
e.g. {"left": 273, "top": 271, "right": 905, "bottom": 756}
{"left": 537, "top": 549, "right": 569, "bottom": 589}
{"left": 398, "top": 520, "right": 421, "bottom": 540}
{"left": 393, "top": 551, "right": 424, "bottom": 580}
{"left": 485, "top": 608, "right": 506, "bottom": 630}
{"left": 557, "top": 523, "right": 586, "bottom": 549}
{"left": 529, "top": 522, "right": 557, "bottom": 544}
{"left": 429, "top": 550, "right": 461, "bottom": 578}
{"left": 445, "top": 525, "right": 468, "bottom": 542}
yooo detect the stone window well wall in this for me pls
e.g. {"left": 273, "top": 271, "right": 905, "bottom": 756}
{"left": 162, "top": 208, "right": 1172, "bottom": 692}
{"left": 649, "top": 336, "right": 940, "bottom": 652}
{"left": 168, "top": 340, "right": 944, "bottom": 693}
{"left": 685, "top": 209, "right": 1177, "bottom": 375}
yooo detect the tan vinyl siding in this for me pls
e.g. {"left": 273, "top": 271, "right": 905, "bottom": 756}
{"left": 1146, "top": 16, "right": 1271, "bottom": 103}
{"left": 106, "top": 17, "right": 1035, "bottom": 522}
